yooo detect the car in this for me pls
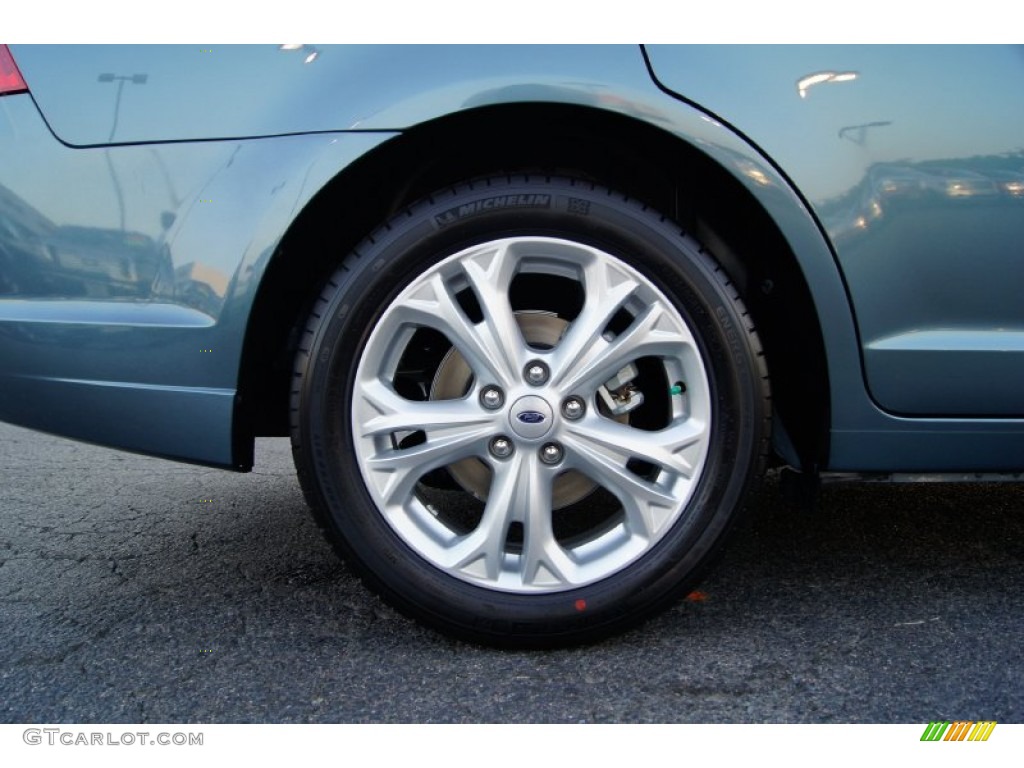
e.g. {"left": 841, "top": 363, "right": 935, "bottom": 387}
{"left": 1, "top": 44, "right": 1022, "bottom": 647}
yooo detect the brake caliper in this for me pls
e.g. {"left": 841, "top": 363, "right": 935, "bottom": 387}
{"left": 597, "top": 362, "right": 645, "bottom": 417}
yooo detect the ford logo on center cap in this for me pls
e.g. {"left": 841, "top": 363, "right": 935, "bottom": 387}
{"left": 517, "top": 411, "right": 546, "bottom": 424}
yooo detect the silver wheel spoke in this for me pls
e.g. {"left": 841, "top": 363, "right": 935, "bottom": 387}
{"left": 562, "top": 426, "right": 688, "bottom": 539}
{"left": 359, "top": 379, "right": 495, "bottom": 505}
{"left": 550, "top": 256, "right": 640, "bottom": 387}
{"left": 564, "top": 431, "right": 680, "bottom": 500}
{"left": 558, "top": 301, "right": 694, "bottom": 395}
{"left": 392, "top": 272, "right": 518, "bottom": 387}
{"left": 460, "top": 242, "right": 527, "bottom": 377}
{"left": 444, "top": 451, "right": 571, "bottom": 586}
{"left": 515, "top": 453, "right": 573, "bottom": 587}
{"left": 365, "top": 428, "right": 491, "bottom": 506}
{"left": 565, "top": 416, "right": 707, "bottom": 480}
{"left": 444, "top": 452, "right": 525, "bottom": 581}
{"left": 357, "top": 377, "right": 493, "bottom": 438}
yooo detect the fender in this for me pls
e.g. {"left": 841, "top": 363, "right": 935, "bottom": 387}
{"left": 0, "top": 90, "right": 392, "bottom": 467}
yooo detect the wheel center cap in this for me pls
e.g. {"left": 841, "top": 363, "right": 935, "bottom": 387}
{"left": 509, "top": 395, "right": 554, "bottom": 439}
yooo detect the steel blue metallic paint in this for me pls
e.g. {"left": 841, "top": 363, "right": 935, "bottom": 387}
{"left": 0, "top": 45, "right": 1022, "bottom": 474}
{"left": 0, "top": 86, "right": 393, "bottom": 466}
{"left": 645, "top": 45, "right": 1024, "bottom": 418}
{"left": 11, "top": 45, "right": 685, "bottom": 145}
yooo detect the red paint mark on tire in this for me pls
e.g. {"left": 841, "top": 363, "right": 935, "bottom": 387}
{"left": 685, "top": 591, "right": 708, "bottom": 602}
{"left": 574, "top": 599, "right": 587, "bottom": 612}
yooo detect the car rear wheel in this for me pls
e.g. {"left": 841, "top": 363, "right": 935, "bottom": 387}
{"left": 291, "top": 175, "right": 770, "bottom": 646}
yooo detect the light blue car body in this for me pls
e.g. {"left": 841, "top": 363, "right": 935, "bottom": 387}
{"left": 1, "top": 45, "right": 1022, "bottom": 473}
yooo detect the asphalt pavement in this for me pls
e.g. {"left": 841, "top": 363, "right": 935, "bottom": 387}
{"left": 1, "top": 421, "right": 1021, "bottom": 723}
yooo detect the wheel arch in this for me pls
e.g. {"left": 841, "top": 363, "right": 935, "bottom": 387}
{"left": 237, "top": 102, "right": 832, "bottom": 471}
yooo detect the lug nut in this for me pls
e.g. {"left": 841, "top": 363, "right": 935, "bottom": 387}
{"left": 539, "top": 443, "right": 563, "bottom": 465}
{"left": 480, "top": 386, "right": 504, "bottom": 410}
{"left": 489, "top": 436, "right": 514, "bottom": 459}
{"left": 562, "top": 396, "right": 585, "bottom": 420}
{"left": 525, "top": 361, "right": 549, "bottom": 386}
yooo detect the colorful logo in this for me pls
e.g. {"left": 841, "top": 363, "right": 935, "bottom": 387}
{"left": 921, "top": 721, "right": 996, "bottom": 742}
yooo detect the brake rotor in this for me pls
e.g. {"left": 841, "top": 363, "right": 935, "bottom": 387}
{"left": 430, "top": 311, "right": 608, "bottom": 510}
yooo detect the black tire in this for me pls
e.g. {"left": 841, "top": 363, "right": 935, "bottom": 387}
{"left": 291, "top": 175, "right": 770, "bottom": 647}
